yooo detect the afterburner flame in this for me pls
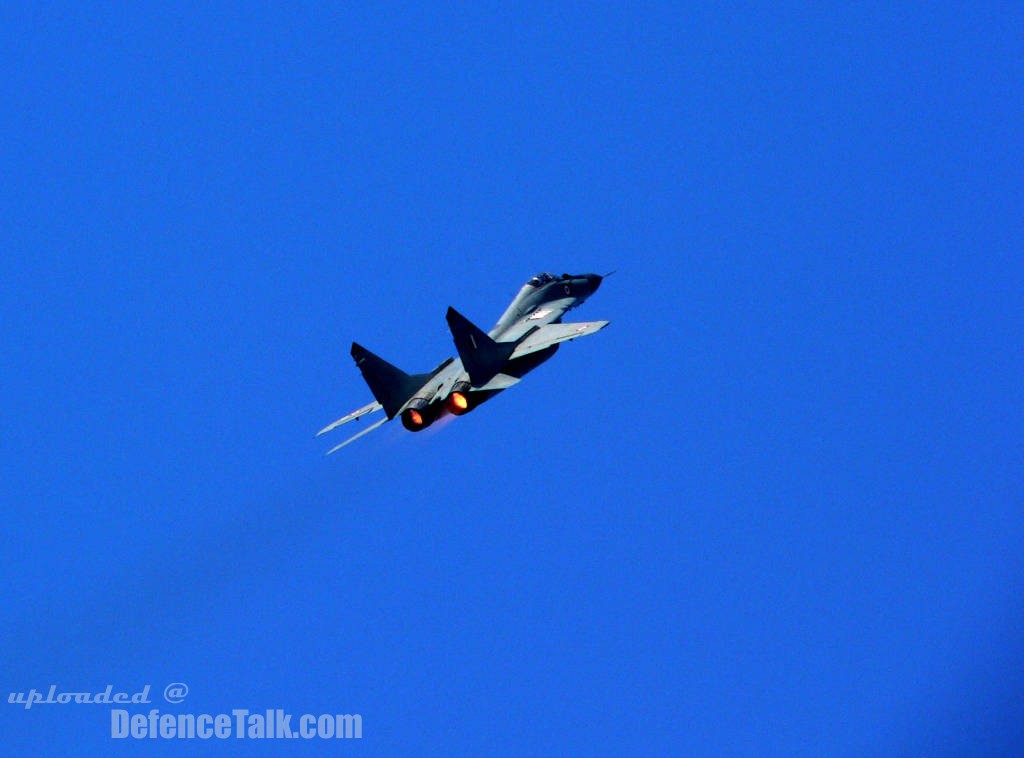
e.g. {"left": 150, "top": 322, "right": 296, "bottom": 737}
{"left": 408, "top": 409, "right": 423, "bottom": 426}
{"left": 446, "top": 391, "right": 471, "bottom": 416}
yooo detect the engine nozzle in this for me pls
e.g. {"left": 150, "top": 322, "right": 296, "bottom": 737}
{"left": 445, "top": 381, "right": 474, "bottom": 416}
{"left": 401, "top": 398, "right": 436, "bottom": 431}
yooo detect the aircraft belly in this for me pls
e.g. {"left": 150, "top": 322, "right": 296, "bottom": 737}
{"left": 501, "top": 344, "right": 559, "bottom": 378}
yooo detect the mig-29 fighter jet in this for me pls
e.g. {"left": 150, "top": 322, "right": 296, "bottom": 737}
{"left": 317, "top": 272, "right": 609, "bottom": 454}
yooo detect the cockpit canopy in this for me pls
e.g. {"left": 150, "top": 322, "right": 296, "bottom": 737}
{"left": 527, "top": 272, "right": 557, "bottom": 287}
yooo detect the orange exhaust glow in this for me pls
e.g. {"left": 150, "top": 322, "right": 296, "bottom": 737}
{"left": 408, "top": 409, "right": 423, "bottom": 426}
{"left": 446, "top": 391, "right": 471, "bottom": 415}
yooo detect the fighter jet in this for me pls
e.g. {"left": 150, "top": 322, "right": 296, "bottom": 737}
{"left": 316, "top": 272, "right": 609, "bottom": 454}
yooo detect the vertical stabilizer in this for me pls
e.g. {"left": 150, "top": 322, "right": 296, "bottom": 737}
{"left": 445, "top": 307, "right": 516, "bottom": 386}
{"left": 350, "top": 343, "right": 432, "bottom": 418}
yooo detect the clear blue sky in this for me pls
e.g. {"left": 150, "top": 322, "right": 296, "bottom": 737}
{"left": 2, "top": 3, "right": 1022, "bottom": 755}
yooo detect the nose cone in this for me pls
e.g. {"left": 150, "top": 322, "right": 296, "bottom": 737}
{"left": 584, "top": 273, "right": 603, "bottom": 294}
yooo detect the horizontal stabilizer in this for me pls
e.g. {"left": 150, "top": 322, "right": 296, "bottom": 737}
{"left": 475, "top": 373, "right": 521, "bottom": 391}
{"left": 316, "top": 400, "right": 383, "bottom": 437}
{"left": 510, "top": 320, "right": 609, "bottom": 360}
{"left": 446, "top": 307, "right": 516, "bottom": 386}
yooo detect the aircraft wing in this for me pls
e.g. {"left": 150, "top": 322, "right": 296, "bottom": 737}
{"left": 510, "top": 320, "right": 609, "bottom": 360}
{"left": 315, "top": 400, "right": 383, "bottom": 437}
{"left": 325, "top": 416, "right": 388, "bottom": 455}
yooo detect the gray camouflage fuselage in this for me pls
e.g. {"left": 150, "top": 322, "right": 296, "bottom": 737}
{"left": 318, "top": 272, "right": 608, "bottom": 452}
